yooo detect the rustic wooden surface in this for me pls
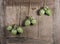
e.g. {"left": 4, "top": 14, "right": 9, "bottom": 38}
{"left": 0, "top": 0, "right": 60, "bottom": 44}
{"left": 53, "top": 0, "right": 60, "bottom": 44}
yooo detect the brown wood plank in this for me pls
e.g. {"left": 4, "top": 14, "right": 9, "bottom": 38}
{"left": 5, "top": 0, "right": 22, "bottom": 44}
{"left": 38, "top": 0, "right": 44, "bottom": 39}
{"left": 53, "top": 0, "right": 60, "bottom": 44}
{"left": 6, "top": 43, "right": 17, "bottom": 44}
{"left": 17, "top": 0, "right": 30, "bottom": 44}
{"left": 28, "top": 1, "right": 39, "bottom": 39}
{"left": 21, "top": 38, "right": 40, "bottom": 44}
{"left": 5, "top": 0, "right": 21, "bottom": 44}
{"left": 19, "top": 1, "right": 30, "bottom": 38}
{"left": 0, "top": 0, "right": 7, "bottom": 44}
{"left": 22, "top": 0, "right": 29, "bottom": 2}
{"left": 38, "top": 0, "right": 54, "bottom": 44}
{"left": 5, "top": 6, "right": 18, "bottom": 37}
{"left": 30, "top": 0, "right": 41, "bottom": 2}
{"left": 0, "top": 0, "right": 56, "bottom": 44}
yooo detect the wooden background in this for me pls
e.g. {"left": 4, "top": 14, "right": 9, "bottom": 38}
{"left": 0, "top": 0, "right": 60, "bottom": 44}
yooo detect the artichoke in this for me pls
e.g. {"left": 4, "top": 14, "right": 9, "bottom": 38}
{"left": 31, "top": 19, "right": 37, "bottom": 25}
{"left": 11, "top": 29, "right": 17, "bottom": 35}
{"left": 25, "top": 19, "right": 31, "bottom": 26}
{"left": 39, "top": 9, "right": 45, "bottom": 15}
{"left": 17, "top": 27, "right": 23, "bottom": 34}
{"left": 7, "top": 25, "right": 12, "bottom": 31}
{"left": 45, "top": 9, "right": 51, "bottom": 16}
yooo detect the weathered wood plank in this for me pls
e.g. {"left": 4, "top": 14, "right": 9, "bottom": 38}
{"left": 19, "top": 2, "right": 30, "bottom": 38}
{"left": 6, "top": 43, "right": 16, "bottom": 44}
{"left": 6, "top": 37, "right": 42, "bottom": 44}
{"left": 38, "top": 0, "right": 54, "bottom": 44}
{"left": 38, "top": 0, "right": 43, "bottom": 40}
{"left": 30, "top": 0, "right": 40, "bottom": 2}
{"left": 5, "top": 0, "right": 21, "bottom": 44}
{"left": 5, "top": 6, "right": 18, "bottom": 37}
{"left": 17, "top": 0, "right": 30, "bottom": 44}
{"left": 53, "top": 0, "right": 60, "bottom": 44}
{"left": 1, "top": 0, "right": 55, "bottom": 44}
{"left": 0, "top": 0, "right": 7, "bottom": 44}
{"left": 28, "top": 1, "right": 39, "bottom": 39}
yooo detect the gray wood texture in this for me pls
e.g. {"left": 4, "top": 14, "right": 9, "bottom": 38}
{"left": 0, "top": 0, "right": 59, "bottom": 44}
{"left": 53, "top": 0, "right": 60, "bottom": 44}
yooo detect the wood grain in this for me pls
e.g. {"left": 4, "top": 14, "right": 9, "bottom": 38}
{"left": 53, "top": 0, "right": 60, "bottom": 44}
{"left": 28, "top": 2, "right": 39, "bottom": 39}
{"left": 0, "top": 0, "right": 55, "bottom": 44}
{"left": 38, "top": 0, "right": 54, "bottom": 44}
{"left": 0, "top": 0, "right": 7, "bottom": 44}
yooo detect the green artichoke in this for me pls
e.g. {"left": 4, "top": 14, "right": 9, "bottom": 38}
{"left": 45, "top": 9, "right": 51, "bottom": 16}
{"left": 31, "top": 19, "right": 37, "bottom": 25}
{"left": 7, "top": 25, "right": 12, "bottom": 31}
{"left": 11, "top": 29, "right": 17, "bottom": 35}
{"left": 25, "top": 19, "right": 31, "bottom": 26}
{"left": 39, "top": 9, "right": 45, "bottom": 15}
{"left": 17, "top": 27, "right": 23, "bottom": 34}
